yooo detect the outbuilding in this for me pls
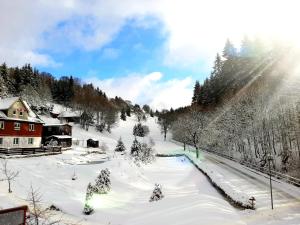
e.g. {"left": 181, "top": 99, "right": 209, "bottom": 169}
{"left": 87, "top": 138, "right": 99, "bottom": 148}
{"left": 45, "top": 135, "right": 72, "bottom": 148}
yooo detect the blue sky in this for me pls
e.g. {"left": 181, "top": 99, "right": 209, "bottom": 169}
{"left": 38, "top": 17, "right": 210, "bottom": 82}
{"left": 1, "top": 0, "right": 298, "bottom": 109}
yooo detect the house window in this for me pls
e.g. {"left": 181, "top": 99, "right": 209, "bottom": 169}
{"left": 13, "top": 138, "right": 19, "bottom": 145}
{"left": 20, "top": 111, "right": 23, "bottom": 117}
{"left": 0, "top": 121, "right": 4, "bottom": 130}
{"left": 13, "top": 110, "right": 16, "bottom": 115}
{"left": 29, "top": 124, "right": 35, "bottom": 131}
{"left": 28, "top": 138, "right": 34, "bottom": 145}
{"left": 0, "top": 138, "right": 3, "bottom": 145}
{"left": 14, "top": 122, "right": 20, "bottom": 130}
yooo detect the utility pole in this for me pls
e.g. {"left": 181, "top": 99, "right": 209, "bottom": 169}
{"left": 267, "top": 153, "right": 274, "bottom": 210}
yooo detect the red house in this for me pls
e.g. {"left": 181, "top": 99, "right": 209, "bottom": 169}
{"left": 0, "top": 97, "right": 43, "bottom": 150}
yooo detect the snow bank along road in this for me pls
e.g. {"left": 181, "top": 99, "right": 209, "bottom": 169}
{"left": 195, "top": 150, "right": 300, "bottom": 225}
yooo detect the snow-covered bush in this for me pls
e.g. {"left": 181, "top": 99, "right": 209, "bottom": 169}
{"left": 115, "top": 137, "right": 126, "bottom": 152}
{"left": 130, "top": 139, "right": 155, "bottom": 164}
{"left": 94, "top": 169, "right": 111, "bottom": 194}
{"left": 149, "top": 184, "right": 164, "bottom": 202}
{"left": 96, "top": 123, "right": 106, "bottom": 132}
{"left": 133, "top": 123, "right": 149, "bottom": 137}
{"left": 130, "top": 138, "right": 141, "bottom": 157}
{"left": 83, "top": 183, "right": 94, "bottom": 215}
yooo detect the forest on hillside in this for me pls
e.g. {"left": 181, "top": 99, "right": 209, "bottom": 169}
{"left": 165, "top": 37, "right": 300, "bottom": 179}
{"left": 0, "top": 63, "right": 132, "bottom": 131}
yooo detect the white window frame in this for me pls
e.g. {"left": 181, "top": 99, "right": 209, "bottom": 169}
{"left": 28, "top": 138, "right": 34, "bottom": 145}
{"left": 29, "top": 124, "right": 35, "bottom": 131}
{"left": 19, "top": 111, "right": 23, "bottom": 117}
{"left": 13, "top": 110, "right": 16, "bottom": 115}
{"left": 0, "top": 138, "right": 3, "bottom": 145}
{"left": 0, "top": 121, "right": 4, "bottom": 130}
{"left": 13, "top": 138, "right": 19, "bottom": 145}
{"left": 14, "top": 122, "right": 21, "bottom": 130}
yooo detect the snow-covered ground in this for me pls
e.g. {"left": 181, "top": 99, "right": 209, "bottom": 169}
{"left": 0, "top": 114, "right": 300, "bottom": 225}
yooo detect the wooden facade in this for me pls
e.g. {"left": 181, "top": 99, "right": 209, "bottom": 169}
{"left": 42, "top": 124, "right": 72, "bottom": 145}
{"left": 0, "top": 97, "right": 43, "bottom": 150}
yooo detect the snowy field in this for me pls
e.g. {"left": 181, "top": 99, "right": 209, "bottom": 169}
{"left": 0, "top": 115, "right": 300, "bottom": 225}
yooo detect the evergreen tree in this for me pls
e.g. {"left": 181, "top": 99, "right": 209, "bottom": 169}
{"left": 223, "top": 39, "right": 237, "bottom": 59}
{"left": 130, "top": 138, "right": 141, "bottom": 157}
{"left": 94, "top": 169, "right": 111, "bottom": 194}
{"left": 150, "top": 109, "right": 154, "bottom": 117}
{"left": 83, "top": 183, "right": 94, "bottom": 215}
{"left": 115, "top": 137, "right": 126, "bottom": 152}
{"left": 133, "top": 123, "right": 149, "bottom": 137}
{"left": 192, "top": 80, "right": 201, "bottom": 104}
{"left": 120, "top": 108, "right": 127, "bottom": 121}
{"left": 0, "top": 63, "right": 8, "bottom": 80}
{"left": 126, "top": 106, "right": 131, "bottom": 117}
{"left": 142, "top": 104, "right": 151, "bottom": 114}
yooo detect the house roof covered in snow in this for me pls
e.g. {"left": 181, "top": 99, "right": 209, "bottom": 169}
{"left": 43, "top": 123, "right": 72, "bottom": 127}
{"left": 47, "top": 135, "right": 72, "bottom": 139}
{"left": 0, "top": 97, "right": 43, "bottom": 123}
{"left": 0, "top": 97, "right": 20, "bottom": 110}
{"left": 58, "top": 111, "right": 81, "bottom": 118}
{"left": 0, "top": 111, "right": 7, "bottom": 118}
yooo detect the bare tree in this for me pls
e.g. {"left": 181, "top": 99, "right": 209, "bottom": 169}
{"left": 26, "top": 185, "right": 60, "bottom": 225}
{"left": 0, "top": 159, "right": 19, "bottom": 193}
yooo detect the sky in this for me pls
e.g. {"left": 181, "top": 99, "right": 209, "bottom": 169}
{"left": 1, "top": 0, "right": 300, "bottom": 110}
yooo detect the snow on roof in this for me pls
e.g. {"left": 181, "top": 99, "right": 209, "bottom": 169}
{"left": 0, "top": 97, "right": 19, "bottom": 110}
{"left": 58, "top": 110, "right": 81, "bottom": 118}
{"left": 0, "top": 111, "right": 7, "bottom": 118}
{"left": 0, "top": 116, "right": 44, "bottom": 123}
{"left": 43, "top": 123, "right": 72, "bottom": 127}
{"left": 48, "top": 135, "right": 72, "bottom": 139}
{"left": 22, "top": 99, "right": 37, "bottom": 118}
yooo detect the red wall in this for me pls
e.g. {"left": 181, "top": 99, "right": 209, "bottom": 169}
{"left": 0, "top": 120, "right": 43, "bottom": 137}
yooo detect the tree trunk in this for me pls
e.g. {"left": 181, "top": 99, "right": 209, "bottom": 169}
{"left": 8, "top": 180, "right": 11, "bottom": 193}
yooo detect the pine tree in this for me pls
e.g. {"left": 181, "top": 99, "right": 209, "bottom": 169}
{"left": 83, "top": 183, "right": 94, "bottom": 215}
{"left": 150, "top": 109, "right": 154, "bottom": 117}
{"left": 223, "top": 39, "right": 237, "bottom": 59}
{"left": 120, "top": 108, "right": 127, "bottom": 121}
{"left": 94, "top": 169, "right": 111, "bottom": 194}
{"left": 126, "top": 107, "right": 131, "bottom": 117}
{"left": 115, "top": 137, "right": 126, "bottom": 152}
{"left": 130, "top": 138, "right": 141, "bottom": 157}
{"left": 133, "top": 123, "right": 149, "bottom": 137}
{"left": 192, "top": 81, "right": 201, "bottom": 105}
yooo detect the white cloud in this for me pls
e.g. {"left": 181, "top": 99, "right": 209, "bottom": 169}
{"left": 86, "top": 72, "right": 193, "bottom": 110}
{"left": 1, "top": 0, "right": 300, "bottom": 68}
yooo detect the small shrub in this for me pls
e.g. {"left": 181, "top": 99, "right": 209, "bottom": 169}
{"left": 149, "top": 184, "right": 164, "bottom": 202}
{"left": 115, "top": 137, "right": 126, "bottom": 152}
